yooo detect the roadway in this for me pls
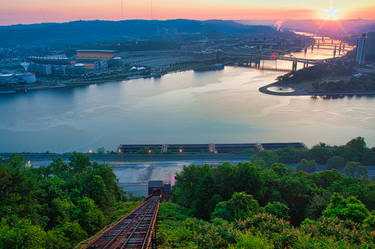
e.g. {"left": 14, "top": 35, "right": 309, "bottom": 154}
{"left": 0, "top": 153, "right": 252, "bottom": 163}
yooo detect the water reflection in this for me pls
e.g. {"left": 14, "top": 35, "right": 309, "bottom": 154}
{"left": 1, "top": 66, "right": 374, "bottom": 152}
{"left": 0, "top": 34, "right": 374, "bottom": 152}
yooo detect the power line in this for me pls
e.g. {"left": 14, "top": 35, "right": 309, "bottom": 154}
{"left": 121, "top": 0, "right": 124, "bottom": 19}
{"left": 150, "top": 0, "right": 153, "bottom": 20}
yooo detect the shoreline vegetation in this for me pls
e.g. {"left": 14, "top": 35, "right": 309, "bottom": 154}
{"left": 5, "top": 59, "right": 374, "bottom": 97}
{"left": 259, "top": 58, "right": 375, "bottom": 97}
{"left": 0, "top": 61, "right": 225, "bottom": 94}
{"left": 155, "top": 137, "right": 375, "bottom": 248}
{"left": 0, "top": 153, "right": 143, "bottom": 249}
{"left": 259, "top": 81, "right": 375, "bottom": 97}
{"left": 1, "top": 137, "right": 375, "bottom": 248}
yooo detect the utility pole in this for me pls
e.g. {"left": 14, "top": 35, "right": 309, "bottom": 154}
{"left": 120, "top": 0, "right": 124, "bottom": 19}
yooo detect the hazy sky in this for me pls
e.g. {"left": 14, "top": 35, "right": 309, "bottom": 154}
{"left": 0, "top": 0, "right": 374, "bottom": 25}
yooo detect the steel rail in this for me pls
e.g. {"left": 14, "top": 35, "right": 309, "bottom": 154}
{"left": 83, "top": 196, "right": 160, "bottom": 249}
{"left": 102, "top": 203, "right": 151, "bottom": 249}
{"left": 83, "top": 201, "right": 150, "bottom": 249}
{"left": 118, "top": 197, "right": 159, "bottom": 249}
{"left": 115, "top": 199, "right": 157, "bottom": 249}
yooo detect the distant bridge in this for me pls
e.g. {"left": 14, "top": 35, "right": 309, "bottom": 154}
{"left": 276, "top": 56, "right": 332, "bottom": 64}
{"left": 222, "top": 51, "right": 336, "bottom": 71}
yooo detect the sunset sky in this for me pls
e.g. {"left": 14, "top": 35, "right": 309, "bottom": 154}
{"left": 0, "top": 0, "right": 375, "bottom": 25}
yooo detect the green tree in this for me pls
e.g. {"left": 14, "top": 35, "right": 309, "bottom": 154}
{"left": 305, "top": 190, "right": 331, "bottom": 219}
{"left": 49, "top": 198, "right": 76, "bottom": 226}
{"left": 264, "top": 201, "right": 290, "bottom": 220}
{"left": 79, "top": 173, "right": 108, "bottom": 209}
{"left": 296, "top": 159, "right": 317, "bottom": 173}
{"left": 96, "top": 147, "right": 106, "bottom": 154}
{"left": 326, "top": 156, "right": 346, "bottom": 170}
{"left": 362, "top": 148, "right": 375, "bottom": 165}
{"left": 51, "top": 221, "right": 87, "bottom": 248}
{"left": 279, "top": 173, "right": 317, "bottom": 224}
{"left": 344, "top": 161, "right": 368, "bottom": 179}
{"left": 364, "top": 211, "right": 375, "bottom": 230}
{"left": 194, "top": 174, "right": 217, "bottom": 219}
{"left": 212, "top": 192, "right": 259, "bottom": 221}
{"left": 233, "top": 163, "right": 265, "bottom": 201}
{"left": 312, "top": 170, "right": 343, "bottom": 189}
{"left": 308, "top": 145, "right": 331, "bottom": 164}
{"left": 251, "top": 151, "right": 279, "bottom": 168}
{"left": 363, "top": 210, "right": 375, "bottom": 231}
{"left": 270, "top": 163, "right": 288, "bottom": 177}
{"left": 0, "top": 162, "right": 35, "bottom": 218}
{"left": 229, "top": 232, "right": 274, "bottom": 249}
{"left": 69, "top": 153, "right": 91, "bottom": 174}
{"left": 346, "top": 137, "right": 366, "bottom": 154}
{"left": 323, "top": 193, "right": 370, "bottom": 224}
{"left": 275, "top": 147, "right": 307, "bottom": 163}
{"left": 75, "top": 197, "right": 105, "bottom": 234}
{"left": 0, "top": 217, "right": 47, "bottom": 249}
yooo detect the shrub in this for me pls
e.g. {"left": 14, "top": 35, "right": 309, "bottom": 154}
{"left": 228, "top": 232, "right": 274, "bottom": 249}
{"left": 237, "top": 213, "right": 291, "bottom": 234}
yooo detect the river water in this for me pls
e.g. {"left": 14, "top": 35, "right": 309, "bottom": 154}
{"left": 0, "top": 37, "right": 374, "bottom": 152}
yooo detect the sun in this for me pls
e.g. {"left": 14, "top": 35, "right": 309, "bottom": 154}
{"left": 325, "top": 7, "right": 339, "bottom": 20}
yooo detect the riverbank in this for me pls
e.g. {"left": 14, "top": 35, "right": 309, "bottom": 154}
{"left": 0, "top": 73, "right": 158, "bottom": 94}
{"left": 0, "top": 61, "right": 221, "bottom": 94}
{"left": 0, "top": 152, "right": 253, "bottom": 163}
{"left": 259, "top": 82, "right": 375, "bottom": 96}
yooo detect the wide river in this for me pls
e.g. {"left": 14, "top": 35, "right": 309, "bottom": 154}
{"left": 1, "top": 40, "right": 375, "bottom": 152}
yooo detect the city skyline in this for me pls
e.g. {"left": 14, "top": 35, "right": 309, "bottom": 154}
{"left": 1, "top": 0, "right": 375, "bottom": 26}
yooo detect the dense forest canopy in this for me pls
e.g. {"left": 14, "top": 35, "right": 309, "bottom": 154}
{"left": 167, "top": 137, "right": 375, "bottom": 248}
{"left": 278, "top": 62, "right": 375, "bottom": 92}
{"left": 0, "top": 153, "right": 128, "bottom": 249}
{"left": 1, "top": 137, "right": 374, "bottom": 248}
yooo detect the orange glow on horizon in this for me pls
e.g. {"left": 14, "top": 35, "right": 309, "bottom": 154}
{"left": 0, "top": 0, "right": 374, "bottom": 25}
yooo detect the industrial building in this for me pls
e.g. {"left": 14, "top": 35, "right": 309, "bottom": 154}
{"left": 147, "top": 180, "right": 172, "bottom": 199}
{"left": 356, "top": 34, "right": 367, "bottom": 65}
{"left": 0, "top": 72, "right": 36, "bottom": 84}
{"left": 366, "top": 32, "right": 375, "bottom": 60}
{"left": 356, "top": 32, "right": 375, "bottom": 65}
{"left": 117, "top": 142, "right": 307, "bottom": 153}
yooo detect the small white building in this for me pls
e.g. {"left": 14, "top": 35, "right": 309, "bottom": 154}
{"left": 0, "top": 72, "right": 37, "bottom": 84}
{"left": 22, "top": 72, "right": 37, "bottom": 84}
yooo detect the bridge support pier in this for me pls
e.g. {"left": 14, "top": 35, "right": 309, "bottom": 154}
{"left": 256, "top": 59, "right": 261, "bottom": 69}
{"left": 292, "top": 61, "right": 298, "bottom": 72}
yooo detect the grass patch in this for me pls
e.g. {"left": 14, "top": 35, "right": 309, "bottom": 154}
{"left": 156, "top": 202, "right": 198, "bottom": 249}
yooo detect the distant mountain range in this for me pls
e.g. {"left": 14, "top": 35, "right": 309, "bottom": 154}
{"left": 0, "top": 19, "right": 274, "bottom": 49}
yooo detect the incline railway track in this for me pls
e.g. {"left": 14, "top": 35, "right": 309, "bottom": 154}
{"left": 84, "top": 196, "right": 160, "bottom": 249}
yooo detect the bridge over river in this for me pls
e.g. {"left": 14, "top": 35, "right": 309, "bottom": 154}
{"left": 222, "top": 51, "right": 338, "bottom": 71}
